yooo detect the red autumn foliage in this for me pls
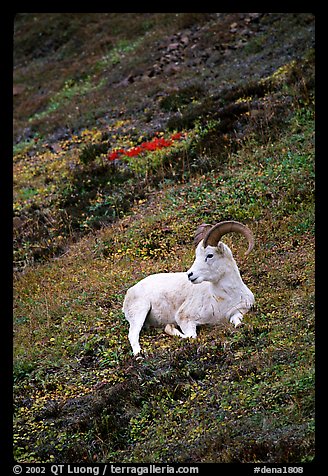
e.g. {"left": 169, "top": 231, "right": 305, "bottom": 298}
{"left": 108, "top": 132, "right": 185, "bottom": 161}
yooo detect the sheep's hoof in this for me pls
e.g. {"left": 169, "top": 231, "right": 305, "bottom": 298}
{"left": 164, "top": 323, "right": 176, "bottom": 336}
{"left": 230, "top": 315, "right": 243, "bottom": 327}
{"left": 134, "top": 349, "right": 148, "bottom": 360}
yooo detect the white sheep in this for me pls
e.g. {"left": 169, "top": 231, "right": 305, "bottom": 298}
{"left": 123, "top": 221, "right": 255, "bottom": 355}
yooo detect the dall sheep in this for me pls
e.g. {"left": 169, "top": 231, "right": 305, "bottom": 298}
{"left": 123, "top": 221, "right": 255, "bottom": 355}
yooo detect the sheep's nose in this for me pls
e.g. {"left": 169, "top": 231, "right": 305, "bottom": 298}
{"left": 187, "top": 272, "right": 193, "bottom": 280}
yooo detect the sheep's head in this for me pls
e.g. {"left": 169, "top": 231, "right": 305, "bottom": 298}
{"left": 187, "top": 221, "right": 254, "bottom": 284}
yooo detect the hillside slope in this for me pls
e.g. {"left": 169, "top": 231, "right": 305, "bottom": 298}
{"left": 13, "top": 13, "right": 315, "bottom": 464}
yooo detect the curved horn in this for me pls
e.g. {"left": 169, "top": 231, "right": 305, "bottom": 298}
{"left": 194, "top": 223, "right": 212, "bottom": 247}
{"left": 203, "top": 220, "right": 254, "bottom": 256}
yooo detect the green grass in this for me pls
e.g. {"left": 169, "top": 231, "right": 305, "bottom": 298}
{"left": 13, "top": 13, "right": 315, "bottom": 464}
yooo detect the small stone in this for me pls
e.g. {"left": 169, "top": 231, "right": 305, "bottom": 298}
{"left": 167, "top": 42, "right": 180, "bottom": 51}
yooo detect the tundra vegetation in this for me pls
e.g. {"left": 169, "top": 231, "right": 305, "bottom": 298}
{"left": 13, "top": 13, "right": 315, "bottom": 463}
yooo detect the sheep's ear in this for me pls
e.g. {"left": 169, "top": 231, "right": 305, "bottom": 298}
{"left": 216, "top": 242, "right": 225, "bottom": 255}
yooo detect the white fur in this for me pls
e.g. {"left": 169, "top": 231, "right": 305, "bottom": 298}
{"left": 123, "top": 240, "right": 254, "bottom": 355}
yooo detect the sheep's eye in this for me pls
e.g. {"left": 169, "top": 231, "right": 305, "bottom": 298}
{"left": 205, "top": 253, "right": 214, "bottom": 261}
